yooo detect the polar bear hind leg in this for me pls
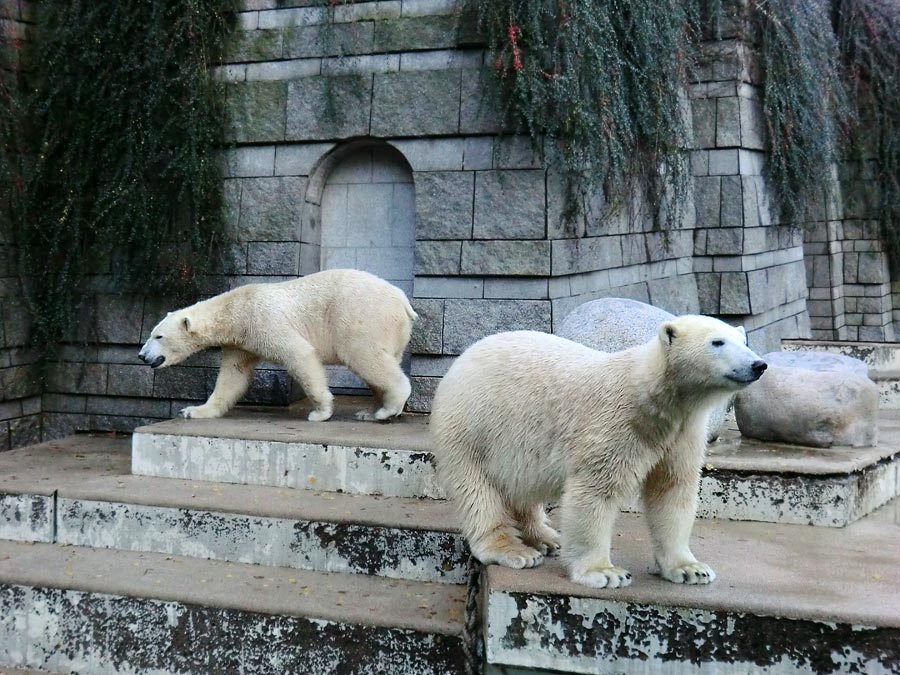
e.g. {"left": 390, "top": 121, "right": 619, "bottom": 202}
{"left": 514, "top": 504, "right": 561, "bottom": 555}
{"left": 180, "top": 348, "right": 259, "bottom": 419}
{"left": 350, "top": 350, "right": 411, "bottom": 421}
{"left": 447, "top": 470, "right": 543, "bottom": 569}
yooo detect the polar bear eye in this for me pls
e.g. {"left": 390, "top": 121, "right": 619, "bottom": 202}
{"left": 711, "top": 339, "right": 724, "bottom": 347}
{"left": 154, "top": 335, "right": 163, "bottom": 340}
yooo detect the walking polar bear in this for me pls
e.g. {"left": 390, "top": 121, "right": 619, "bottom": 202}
{"left": 431, "top": 315, "right": 767, "bottom": 589}
{"left": 139, "top": 269, "right": 416, "bottom": 422}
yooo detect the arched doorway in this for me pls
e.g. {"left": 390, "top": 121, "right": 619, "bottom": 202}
{"left": 319, "top": 143, "right": 416, "bottom": 392}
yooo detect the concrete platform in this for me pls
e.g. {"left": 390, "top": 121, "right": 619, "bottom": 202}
{"left": 133, "top": 398, "right": 900, "bottom": 526}
{"left": 486, "top": 501, "right": 900, "bottom": 674}
{"left": 0, "top": 436, "right": 467, "bottom": 584}
{"left": 0, "top": 540, "right": 467, "bottom": 675}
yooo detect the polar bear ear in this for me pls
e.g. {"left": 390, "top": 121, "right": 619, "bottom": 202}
{"left": 659, "top": 321, "right": 678, "bottom": 345}
{"left": 182, "top": 316, "right": 193, "bottom": 333}
{"left": 736, "top": 325, "right": 747, "bottom": 344}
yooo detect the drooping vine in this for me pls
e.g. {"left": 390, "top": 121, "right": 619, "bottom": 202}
{"left": 0, "top": 0, "right": 236, "bottom": 357}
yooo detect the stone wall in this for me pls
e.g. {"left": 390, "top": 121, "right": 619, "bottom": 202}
{"left": 803, "top": 157, "right": 897, "bottom": 343}
{"left": 25, "top": 0, "right": 900, "bottom": 437}
{"left": 0, "top": 0, "right": 40, "bottom": 451}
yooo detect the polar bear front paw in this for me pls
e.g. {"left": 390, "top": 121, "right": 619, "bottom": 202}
{"left": 178, "top": 405, "right": 223, "bottom": 420}
{"left": 570, "top": 565, "right": 633, "bottom": 589}
{"left": 660, "top": 561, "right": 716, "bottom": 585}
{"left": 472, "top": 532, "right": 544, "bottom": 569}
{"left": 307, "top": 408, "right": 333, "bottom": 422}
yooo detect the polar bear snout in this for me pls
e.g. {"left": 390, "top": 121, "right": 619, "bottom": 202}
{"left": 138, "top": 341, "right": 167, "bottom": 369}
{"left": 727, "top": 358, "right": 767, "bottom": 385}
{"left": 139, "top": 353, "right": 166, "bottom": 369}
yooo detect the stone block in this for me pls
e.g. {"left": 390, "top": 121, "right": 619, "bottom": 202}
{"left": 399, "top": 49, "right": 483, "bottom": 72}
{"left": 9, "top": 414, "right": 39, "bottom": 449}
{"left": 152, "top": 366, "right": 209, "bottom": 400}
{"left": 708, "top": 149, "right": 739, "bottom": 175}
{"left": 373, "top": 16, "right": 459, "bottom": 52}
{"left": 409, "top": 298, "right": 443, "bottom": 354}
{"left": 238, "top": 177, "right": 306, "bottom": 241}
{"left": 843, "top": 252, "right": 859, "bottom": 284}
{"left": 691, "top": 98, "right": 716, "bottom": 148}
{"left": 224, "top": 146, "right": 276, "bottom": 178}
{"left": 741, "top": 176, "right": 760, "bottom": 228}
{"left": 225, "top": 29, "right": 283, "bottom": 62}
{"left": 274, "top": 143, "right": 335, "bottom": 176}
{"left": 693, "top": 176, "right": 721, "bottom": 227}
{"left": 46, "top": 363, "right": 107, "bottom": 396}
{"left": 463, "top": 137, "right": 493, "bottom": 170}
{"left": 473, "top": 170, "right": 545, "bottom": 240}
{"left": 706, "top": 227, "right": 743, "bottom": 255}
{"left": 696, "top": 273, "right": 721, "bottom": 314}
{"left": 716, "top": 97, "right": 741, "bottom": 147}
{"left": 621, "top": 234, "right": 648, "bottom": 266}
{"left": 85, "top": 396, "right": 171, "bottom": 419}
{"left": 691, "top": 150, "right": 709, "bottom": 176}
{"left": 413, "top": 172, "right": 474, "bottom": 239}
{"left": 390, "top": 139, "right": 464, "bottom": 171}
{"left": 736, "top": 365, "right": 878, "bottom": 448}
{"left": 243, "top": 368, "right": 293, "bottom": 405}
{"left": 407, "top": 376, "right": 439, "bottom": 412}
{"left": 415, "top": 241, "right": 461, "bottom": 275}
{"left": 483, "top": 278, "right": 549, "bottom": 300}
{"left": 460, "top": 241, "right": 550, "bottom": 276}
{"left": 283, "top": 22, "right": 374, "bottom": 59}
{"left": 460, "top": 70, "right": 504, "bottom": 134}
{"left": 355, "top": 247, "right": 415, "bottom": 280}
{"left": 739, "top": 96, "right": 766, "bottom": 149}
{"left": 414, "top": 276, "right": 482, "bottom": 298}
{"left": 551, "top": 237, "right": 623, "bottom": 276}
{"left": 286, "top": 76, "right": 372, "bottom": 141}
{"left": 334, "top": 1, "right": 401, "bottom": 22}
{"left": 107, "top": 365, "right": 154, "bottom": 398}
{"left": 247, "top": 242, "right": 300, "bottom": 275}
{"left": 719, "top": 272, "right": 751, "bottom": 314}
{"left": 857, "top": 252, "right": 887, "bottom": 284}
{"left": 371, "top": 70, "right": 460, "bottom": 137}
{"left": 94, "top": 295, "right": 144, "bottom": 344}
{"left": 720, "top": 175, "right": 743, "bottom": 227}
{"left": 443, "top": 299, "right": 550, "bottom": 354}
{"left": 226, "top": 81, "right": 287, "bottom": 143}
{"left": 647, "top": 276, "right": 700, "bottom": 315}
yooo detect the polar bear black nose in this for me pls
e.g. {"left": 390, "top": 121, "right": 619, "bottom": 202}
{"left": 751, "top": 360, "right": 767, "bottom": 376}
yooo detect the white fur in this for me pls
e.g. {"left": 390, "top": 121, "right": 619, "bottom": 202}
{"left": 430, "top": 315, "right": 764, "bottom": 588}
{"left": 139, "top": 269, "right": 416, "bottom": 422}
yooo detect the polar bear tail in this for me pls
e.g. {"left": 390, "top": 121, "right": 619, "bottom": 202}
{"left": 402, "top": 296, "right": 418, "bottom": 322}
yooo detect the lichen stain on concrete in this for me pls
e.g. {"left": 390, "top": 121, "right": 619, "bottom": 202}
{"left": 489, "top": 591, "right": 898, "bottom": 674}
{"left": 0, "top": 583, "right": 466, "bottom": 674}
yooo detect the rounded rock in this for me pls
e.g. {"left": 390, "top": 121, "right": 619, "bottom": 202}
{"left": 763, "top": 351, "right": 869, "bottom": 377}
{"left": 556, "top": 298, "right": 675, "bottom": 352}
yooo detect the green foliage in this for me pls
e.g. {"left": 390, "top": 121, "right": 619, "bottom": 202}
{"left": 465, "top": 0, "right": 705, "bottom": 229}
{"left": 834, "top": 0, "right": 900, "bottom": 267}
{"left": 754, "top": 0, "right": 851, "bottom": 224}
{"left": 0, "top": 0, "right": 235, "bottom": 355}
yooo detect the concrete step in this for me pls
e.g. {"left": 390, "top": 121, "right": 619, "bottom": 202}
{"left": 133, "top": 399, "right": 900, "bottom": 526}
{"left": 484, "top": 504, "right": 900, "bottom": 675}
{"left": 0, "top": 540, "right": 468, "bottom": 675}
{"left": 783, "top": 339, "right": 900, "bottom": 409}
{"left": 0, "top": 436, "right": 468, "bottom": 585}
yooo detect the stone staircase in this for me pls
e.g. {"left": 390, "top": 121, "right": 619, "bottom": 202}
{"left": 1, "top": 397, "right": 899, "bottom": 674}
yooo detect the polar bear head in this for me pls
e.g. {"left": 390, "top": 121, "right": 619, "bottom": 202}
{"left": 138, "top": 309, "right": 205, "bottom": 369}
{"left": 657, "top": 315, "right": 766, "bottom": 392}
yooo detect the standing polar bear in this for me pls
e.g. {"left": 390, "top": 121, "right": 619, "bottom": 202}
{"left": 431, "top": 315, "right": 766, "bottom": 589}
{"left": 139, "top": 269, "right": 416, "bottom": 422}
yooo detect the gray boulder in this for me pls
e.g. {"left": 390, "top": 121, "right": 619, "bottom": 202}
{"left": 763, "top": 351, "right": 869, "bottom": 377}
{"left": 735, "top": 365, "right": 878, "bottom": 448}
{"left": 557, "top": 298, "right": 674, "bottom": 352}
{"left": 556, "top": 298, "right": 730, "bottom": 442}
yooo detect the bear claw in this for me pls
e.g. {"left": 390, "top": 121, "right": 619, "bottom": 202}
{"left": 660, "top": 562, "right": 716, "bottom": 585}
{"left": 570, "top": 565, "right": 632, "bottom": 589}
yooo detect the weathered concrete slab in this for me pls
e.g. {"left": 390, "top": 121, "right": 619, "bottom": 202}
{"left": 486, "top": 503, "right": 900, "bottom": 674}
{"left": 133, "top": 403, "right": 900, "bottom": 525}
{"left": 0, "top": 541, "right": 466, "bottom": 674}
{"left": 0, "top": 495, "right": 53, "bottom": 543}
{"left": 0, "top": 436, "right": 465, "bottom": 583}
{"left": 57, "top": 497, "right": 467, "bottom": 584}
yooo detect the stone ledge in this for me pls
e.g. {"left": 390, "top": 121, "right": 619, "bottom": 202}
{"left": 0, "top": 540, "right": 466, "bottom": 674}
